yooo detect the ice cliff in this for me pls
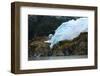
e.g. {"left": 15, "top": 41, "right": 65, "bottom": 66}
{"left": 45, "top": 18, "right": 88, "bottom": 48}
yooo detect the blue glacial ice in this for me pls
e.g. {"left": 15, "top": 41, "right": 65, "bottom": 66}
{"left": 44, "top": 18, "right": 88, "bottom": 48}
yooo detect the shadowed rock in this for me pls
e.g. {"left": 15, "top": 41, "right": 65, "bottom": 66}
{"left": 28, "top": 32, "right": 88, "bottom": 60}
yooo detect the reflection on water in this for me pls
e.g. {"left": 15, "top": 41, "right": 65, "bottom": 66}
{"left": 28, "top": 55, "right": 88, "bottom": 61}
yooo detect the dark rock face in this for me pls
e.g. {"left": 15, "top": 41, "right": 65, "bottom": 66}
{"left": 28, "top": 15, "right": 80, "bottom": 40}
{"left": 28, "top": 32, "right": 88, "bottom": 60}
{"left": 71, "top": 32, "right": 88, "bottom": 55}
{"left": 28, "top": 37, "right": 50, "bottom": 58}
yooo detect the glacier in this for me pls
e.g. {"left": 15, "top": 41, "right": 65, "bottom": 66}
{"left": 44, "top": 18, "right": 88, "bottom": 48}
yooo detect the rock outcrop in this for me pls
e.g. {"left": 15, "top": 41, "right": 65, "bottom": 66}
{"left": 28, "top": 32, "right": 88, "bottom": 59}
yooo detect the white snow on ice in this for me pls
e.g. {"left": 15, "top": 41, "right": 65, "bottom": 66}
{"left": 45, "top": 18, "right": 88, "bottom": 48}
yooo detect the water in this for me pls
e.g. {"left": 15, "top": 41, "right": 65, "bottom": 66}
{"left": 29, "top": 55, "right": 88, "bottom": 61}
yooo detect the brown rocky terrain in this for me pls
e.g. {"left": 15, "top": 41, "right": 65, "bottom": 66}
{"left": 28, "top": 32, "right": 88, "bottom": 60}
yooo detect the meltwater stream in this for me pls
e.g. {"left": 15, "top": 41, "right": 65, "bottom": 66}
{"left": 44, "top": 18, "right": 88, "bottom": 48}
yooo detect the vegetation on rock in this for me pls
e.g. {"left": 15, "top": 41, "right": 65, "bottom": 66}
{"left": 28, "top": 32, "right": 88, "bottom": 59}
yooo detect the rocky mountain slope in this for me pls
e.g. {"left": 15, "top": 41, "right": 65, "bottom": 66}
{"left": 28, "top": 32, "right": 88, "bottom": 60}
